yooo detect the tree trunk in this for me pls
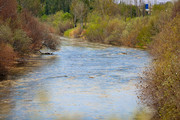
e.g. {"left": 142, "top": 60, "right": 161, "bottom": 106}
{"left": 74, "top": 15, "right": 77, "bottom": 27}
{"left": 80, "top": 17, "right": 83, "bottom": 31}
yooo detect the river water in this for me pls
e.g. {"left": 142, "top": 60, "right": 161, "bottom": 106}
{"left": 0, "top": 37, "right": 151, "bottom": 120}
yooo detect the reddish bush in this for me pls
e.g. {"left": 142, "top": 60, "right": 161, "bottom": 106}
{"left": 20, "top": 10, "right": 59, "bottom": 52}
{"left": 20, "top": 10, "right": 44, "bottom": 51}
{"left": 0, "top": 0, "right": 17, "bottom": 20}
{"left": 0, "top": 43, "right": 16, "bottom": 79}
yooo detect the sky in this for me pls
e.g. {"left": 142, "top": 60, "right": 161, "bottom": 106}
{"left": 117, "top": 0, "right": 173, "bottom": 5}
{"left": 144, "top": 0, "right": 172, "bottom": 4}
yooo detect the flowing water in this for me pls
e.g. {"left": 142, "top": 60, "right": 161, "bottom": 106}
{"left": 0, "top": 37, "right": 151, "bottom": 120}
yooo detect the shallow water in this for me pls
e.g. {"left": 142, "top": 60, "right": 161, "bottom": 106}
{"left": 0, "top": 37, "right": 151, "bottom": 120}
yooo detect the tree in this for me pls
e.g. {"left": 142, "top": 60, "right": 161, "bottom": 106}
{"left": 44, "top": 0, "right": 72, "bottom": 15}
{"left": 0, "top": 0, "right": 17, "bottom": 20}
{"left": 17, "top": 0, "right": 43, "bottom": 16}
{"left": 93, "top": 0, "right": 119, "bottom": 16}
{"left": 71, "top": 0, "right": 88, "bottom": 30}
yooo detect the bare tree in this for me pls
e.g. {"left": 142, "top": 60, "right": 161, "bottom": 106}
{"left": 71, "top": 0, "right": 88, "bottom": 30}
{"left": 134, "top": 0, "right": 140, "bottom": 17}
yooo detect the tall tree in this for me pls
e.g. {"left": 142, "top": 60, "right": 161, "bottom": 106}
{"left": 17, "top": 0, "right": 43, "bottom": 16}
{"left": 93, "top": 0, "right": 119, "bottom": 16}
{"left": 44, "top": 0, "right": 72, "bottom": 15}
{"left": 71, "top": 0, "right": 88, "bottom": 30}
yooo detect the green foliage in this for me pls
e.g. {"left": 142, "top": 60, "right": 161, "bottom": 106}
{"left": 17, "top": 0, "right": 44, "bottom": 16}
{"left": 0, "top": 0, "right": 60, "bottom": 78}
{"left": 152, "top": 2, "right": 173, "bottom": 15}
{"left": 104, "top": 18, "right": 126, "bottom": 45}
{"left": 0, "top": 25, "right": 13, "bottom": 44}
{"left": 118, "top": 3, "right": 139, "bottom": 18}
{"left": 85, "top": 16, "right": 126, "bottom": 45}
{"left": 13, "top": 29, "right": 31, "bottom": 55}
{"left": 41, "top": 14, "right": 48, "bottom": 21}
{"left": 44, "top": 0, "right": 72, "bottom": 15}
{"left": 17, "top": 0, "right": 73, "bottom": 16}
{"left": 51, "top": 11, "right": 64, "bottom": 27}
{"left": 87, "top": 11, "right": 102, "bottom": 23}
{"left": 64, "top": 28, "right": 74, "bottom": 37}
{"left": 85, "top": 18, "right": 107, "bottom": 42}
{"left": 64, "top": 26, "right": 82, "bottom": 38}
{"left": 61, "top": 12, "right": 73, "bottom": 21}
{"left": 43, "top": 11, "right": 73, "bottom": 35}
{"left": 136, "top": 25, "right": 153, "bottom": 47}
{"left": 0, "top": 25, "right": 31, "bottom": 55}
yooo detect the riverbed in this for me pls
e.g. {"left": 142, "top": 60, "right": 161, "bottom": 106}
{"left": 0, "top": 37, "right": 151, "bottom": 120}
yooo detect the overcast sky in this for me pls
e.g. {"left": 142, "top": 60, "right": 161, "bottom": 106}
{"left": 117, "top": 0, "right": 173, "bottom": 4}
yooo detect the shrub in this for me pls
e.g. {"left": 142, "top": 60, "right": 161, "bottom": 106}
{"left": 64, "top": 26, "right": 82, "bottom": 38}
{"left": 104, "top": 18, "right": 126, "bottom": 45}
{"left": 85, "top": 21, "right": 107, "bottom": 42}
{"left": 21, "top": 10, "right": 59, "bottom": 51}
{"left": 64, "top": 28, "right": 74, "bottom": 37}
{"left": 120, "top": 17, "right": 148, "bottom": 47}
{"left": 0, "top": 0, "right": 17, "bottom": 20}
{"left": 136, "top": 25, "right": 153, "bottom": 47}
{"left": 42, "top": 33, "right": 59, "bottom": 51}
{"left": 0, "top": 25, "right": 13, "bottom": 44}
{"left": 85, "top": 17, "right": 127, "bottom": 45}
{"left": 0, "top": 43, "right": 16, "bottom": 79}
{"left": 61, "top": 12, "right": 73, "bottom": 21}
{"left": 42, "top": 11, "right": 73, "bottom": 35}
{"left": 138, "top": 15, "right": 180, "bottom": 119}
{"left": 172, "top": 0, "right": 180, "bottom": 18}
{"left": 41, "top": 14, "right": 48, "bottom": 22}
{"left": 20, "top": 10, "right": 44, "bottom": 51}
{"left": 13, "top": 29, "right": 31, "bottom": 55}
{"left": 70, "top": 27, "right": 82, "bottom": 38}
{"left": 152, "top": 2, "right": 173, "bottom": 15}
{"left": 58, "top": 21, "right": 73, "bottom": 35}
{"left": 87, "top": 11, "right": 102, "bottom": 23}
{"left": 51, "top": 11, "right": 64, "bottom": 27}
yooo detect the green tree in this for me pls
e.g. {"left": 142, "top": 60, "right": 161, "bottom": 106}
{"left": 17, "top": 0, "right": 44, "bottom": 16}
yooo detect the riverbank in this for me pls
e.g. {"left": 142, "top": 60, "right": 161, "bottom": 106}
{"left": 0, "top": 37, "right": 151, "bottom": 120}
{"left": 61, "top": 1, "right": 180, "bottom": 119}
{"left": 0, "top": 0, "right": 60, "bottom": 80}
{"left": 0, "top": 0, "right": 179, "bottom": 119}
{"left": 0, "top": 54, "right": 58, "bottom": 81}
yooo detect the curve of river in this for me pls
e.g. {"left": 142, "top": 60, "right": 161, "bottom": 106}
{"left": 0, "top": 37, "right": 151, "bottom": 120}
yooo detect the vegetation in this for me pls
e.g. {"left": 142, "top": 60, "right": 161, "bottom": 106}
{"left": 41, "top": 11, "right": 73, "bottom": 35}
{"left": 61, "top": 0, "right": 156, "bottom": 48}
{"left": 17, "top": 0, "right": 72, "bottom": 16}
{"left": 0, "top": 0, "right": 179, "bottom": 119}
{"left": 138, "top": 1, "right": 180, "bottom": 119}
{"left": 0, "top": 0, "right": 59, "bottom": 79}
{"left": 62, "top": 0, "right": 180, "bottom": 119}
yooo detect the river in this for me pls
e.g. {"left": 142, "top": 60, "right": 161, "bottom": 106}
{"left": 0, "top": 37, "right": 151, "bottom": 120}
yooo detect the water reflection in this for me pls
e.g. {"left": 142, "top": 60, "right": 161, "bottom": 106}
{"left": 0, "top": 37, "right": 151, "bottom": 120}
